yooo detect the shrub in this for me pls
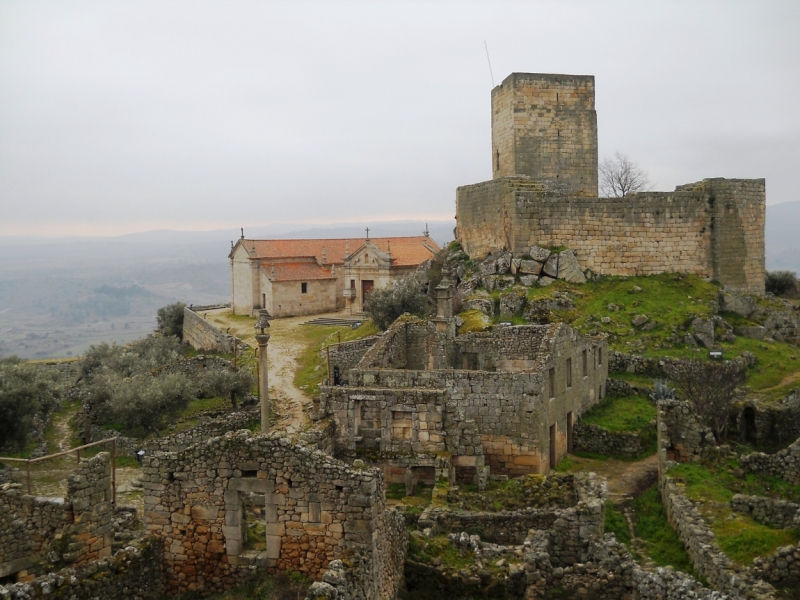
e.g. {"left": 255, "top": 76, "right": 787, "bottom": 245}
{"left": 104, "top": 373, "right": 193, "bottom": 436}
{"left": 157, "top": 302, "right": 186, "bottom": 339}
{"left": 0, "top": 359, "right": 60, "bottom": 449}
{"left": 80, "top": 334, "right": 183, "bottom": 378}
{"left": 193, "top": 368, "right": 255, "bottom": 408}
{"left": 363, "top": 275, "right": 431, "bottom": 330}
{"left": 765, "top": 271, "right": 797, "bottom": 296}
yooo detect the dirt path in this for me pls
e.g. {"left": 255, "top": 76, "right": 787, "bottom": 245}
{"left": 205, "top": 309, "right": 349, "bottom": 435}
{"left": 563, "top": 453, "right": 658, "bottom": 504}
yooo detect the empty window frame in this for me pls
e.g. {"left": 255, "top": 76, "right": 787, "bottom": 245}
{"left": 301, "top": 282, "right": 308, "bottom": 294}
{"left": 548, "top": 367, "right": 555, "bottom": 398}
{"left": 582, "top": 349, "right": 588, "bottom": 377}
{"left": 566, "top": 358, "right": 572, "bottom": 389}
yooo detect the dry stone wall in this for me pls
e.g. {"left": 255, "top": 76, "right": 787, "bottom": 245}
{"left": 741, "top": 438, "right": 800, "bottom": 484}
{"left": 0, "top": 539, "right": 163, "bottom": 600}
{"left": 327, "top": 337, "right": 380, "bottom": 385}
{"left": 573, "top": 422, "right": 653, "bottom": 458}
{"left": 142, "top": 430, "right": 405, "bottom": 598}
{"left": 0, "top": 453, "right": 113, "bottom": 582}
{"left": 730, "top": 494, "right": 800, "bottom": 530}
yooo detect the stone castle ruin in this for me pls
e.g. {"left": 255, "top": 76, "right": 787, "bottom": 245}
{"left": 0, "top": 72, "right": 787, "bottom": 600}
{"left": 456, "top": 72, "right": 766, "bottom": 294}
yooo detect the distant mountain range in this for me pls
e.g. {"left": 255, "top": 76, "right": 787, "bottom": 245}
{"left": 766, "top": 201, "right": 800, "bottom": 273}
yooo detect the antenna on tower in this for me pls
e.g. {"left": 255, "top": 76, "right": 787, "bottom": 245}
{"left": 484, "top": 41, "right": 495, "bottom": 87}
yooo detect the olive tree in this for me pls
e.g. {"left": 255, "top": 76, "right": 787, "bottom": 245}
{"left": 157, "top": 302, "right": 186, "bottom": 340}
{"left": 363, "top": 275, "right": 432, "bottom": 330}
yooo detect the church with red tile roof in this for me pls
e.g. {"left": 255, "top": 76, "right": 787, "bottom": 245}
{"left": 229, "top": 232, "right": 440, "bottom": 317}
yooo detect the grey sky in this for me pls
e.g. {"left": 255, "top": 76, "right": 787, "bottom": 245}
{"left": 1, "top": 0, "right": 798, "bottom": 237}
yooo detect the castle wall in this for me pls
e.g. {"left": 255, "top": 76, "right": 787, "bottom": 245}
{"left": 456, "top": 177, "right": 765, "bottom": 294}
{"left": 491, "top": 73, "right": 598, "bottom": 196}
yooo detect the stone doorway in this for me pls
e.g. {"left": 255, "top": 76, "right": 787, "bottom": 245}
{"left": 222, "top": 476, "right": 281, "bottom": 568}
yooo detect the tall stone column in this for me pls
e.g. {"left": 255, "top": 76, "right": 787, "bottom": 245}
{"left": 254, "top": 310, "right": 272, "bottom": 433}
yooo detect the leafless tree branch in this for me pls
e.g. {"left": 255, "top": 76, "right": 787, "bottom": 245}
{"left": 599, "top": 152, "right": 651, "bottom": 197}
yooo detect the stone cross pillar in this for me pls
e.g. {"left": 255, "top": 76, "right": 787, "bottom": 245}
{"left": 254, "top": 310, "right": 272, "bottom": 433}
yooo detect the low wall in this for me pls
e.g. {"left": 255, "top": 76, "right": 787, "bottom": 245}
{"left": 741, "top": 438, "right": 800, "bottom": 484}
{"left": 0, "top": 539, "right": 163, "bottom": 600}
{"left": 661, "top": 476, "right": 775, "bottom": 598}
{"left": 145, "top": 409, "right": 259, "bottom": 453}
{"left": 525, "top": 531, "right": 738, "bottom": 599}
{"left": 730, "top": 494, "right": 800, "bottom": 530}
{"left": 182, "top": 308, "right": 244, "bottom": 353}
{"left": 574, "top": 422, "right": 654, "bottom": 458}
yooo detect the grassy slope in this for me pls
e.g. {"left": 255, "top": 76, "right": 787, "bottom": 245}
{"left": 669, "top": 459, "right": 800, "bottom": 564}
{"left": 580, "top": 394, "right": 656, "bottom": 432}
{"left": 632, "top": 485, "right": 697, "bottom": 574}
{"left": 464, "top": 273, "right": 799, "bottom": 400}
{"left": 294, "top": 321, "right": 380, "bottom": 396}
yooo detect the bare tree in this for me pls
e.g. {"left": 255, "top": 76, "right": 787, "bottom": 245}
{"left": 664, "top": 359, "right": 745, "bottom": 444}
{"left": 599, "top": 152, "right": 651, "bottom": 197}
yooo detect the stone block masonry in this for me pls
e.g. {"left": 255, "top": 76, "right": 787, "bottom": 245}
{"left": 456, "top": 70, "right": 766, "bottom": 295}
{"left": 457, "top": 177, "right": 765, "bottom": 294}
{"left": 0, "top": 540, "right": 163, "bottom": 600}
{"left": 142, "top": 430, "right": 405, "bottom": 599}
{"left": 183, "top": 307, "right": 243, "bottom": 353}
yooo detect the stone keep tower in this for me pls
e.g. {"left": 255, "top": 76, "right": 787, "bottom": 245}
{"left": 491, "top": 73, "right": 598, "bottom": 196}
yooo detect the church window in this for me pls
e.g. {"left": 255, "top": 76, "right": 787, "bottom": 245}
{"left": 301, "top": 282, "right": 308, "bottom": 294}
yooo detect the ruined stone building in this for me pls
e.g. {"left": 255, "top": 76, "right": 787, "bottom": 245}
{"left": 321, "top": 312, "right": 608, "bottom": 485}
{"left": 456, "top": 72, "right": 766, "bottom": 294}
{"left": 229, "top": 234, "right": 440, "bottom": 317}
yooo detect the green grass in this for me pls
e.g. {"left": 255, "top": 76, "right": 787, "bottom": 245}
{"left": 604, "top": 501, "right": 630, "bottom": 547}
{"left": 632, "top": 485, "right": 696, "bottom": 574}
{"left": 407, "top": 534, "right": 476, "bottom": 569}
{"left": 458, "top": 309, "right": 491, "bottom": 333}
{"left": 714, "top": 518, "right": 799, "bottom": 565}
{"left": 294, "top": 321, "right": 379, "bottom": 396}
{"left": 668, "top": 459, "right": 800, "bottom": 565}
{"left": 462, "top": 272, "right": 800, "bottom": 401}
{"left": 580, "top": 394, "right": 656, "bottom": 432}
{"left": 611, "top": 372, "right": 656, "bottom": 388}
{"left": 669, "top": 459, "right": 800, "bottom": 504}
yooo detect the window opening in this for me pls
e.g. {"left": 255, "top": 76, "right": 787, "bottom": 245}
{"left": 301, "top": 282, "right": 308, "bottom": 294}
{"left": 566, "top": 358, "right": 572, "bottom": 389}
{"left": 582, "top": 350, "right": 588, "bottom": 377}
{"left": 548, "top": 367, "right": 555, "bottom": 398}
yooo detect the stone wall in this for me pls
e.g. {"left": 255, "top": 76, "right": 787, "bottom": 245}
{"left": 573, "top": 422, "right": 653, "bottom": 458}
{"left": 735, "top": 391, "right": 800, "bottom": 450}
{"left": 730, "top": 494, "right": 800, "bottom": 530}
{"left": 142, "top": 430, "right": 406, "bottom": 598}
{"left": 490, "top": 73, "right": 598, "bottom": 196}
{"left": 183, "top": 307, "right": 243, "bottom": 353}
{"left": 326, "top": 319, "right": 608, "bottom": 477}
{"left": 418, "top": 473, "right": 605, "bottom": 548}
{"left": 657, "top": 399, "right": 716, "bottom": 464}
{"left": 456, "top": 177, "right": 765, "bottom": 295}
{"left": 660, "top": 475, "right": 775, "bottom": 598}
{"left": 0, "top": 453, "right": 113, "bottom": 582}
{"left": 144, "top": 409, "right": 259, "bottom": 453}
{"left": 741, "top": 438, "right": 800, "bottom": 484}
{"left": 0, "top": 539, "right": 163, "bottom": 600}
{"left": 327, "top": 337, "right": 380, "bottom": 385}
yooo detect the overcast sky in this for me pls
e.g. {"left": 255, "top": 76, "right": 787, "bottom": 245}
{"left": 1, "top": 1, "right": 798, "bottom": 237}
